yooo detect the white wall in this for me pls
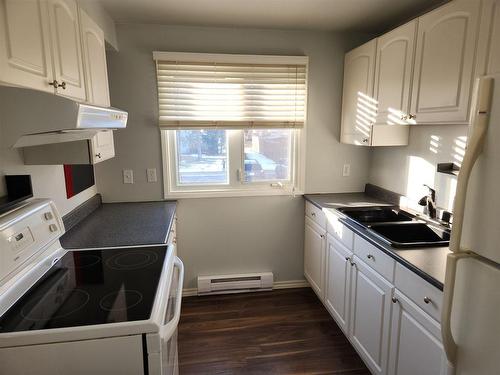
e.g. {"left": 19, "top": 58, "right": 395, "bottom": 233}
{"left": 369, "top": 125, "right": 468, "bottom": 212}
{"left": 94, "top": 23, "right": 372, "bottom": 288}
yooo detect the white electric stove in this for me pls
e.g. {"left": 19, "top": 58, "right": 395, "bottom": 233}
{"left": 0, "top": 199, "right": 183, "bottom": 375}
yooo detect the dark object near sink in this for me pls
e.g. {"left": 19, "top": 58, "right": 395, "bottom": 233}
{"left": 338, "top": 207, "right": 414, "bottom": 224}
{"left": 369, "top": 222, "right": 450, "bottom": 248}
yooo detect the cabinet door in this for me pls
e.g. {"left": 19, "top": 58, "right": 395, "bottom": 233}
{"left": 341, "top": 40, "right": 377, "bottom": 146}
{"left": 304, "top": 217, "right": 326, "bottom": 300}
{"left": 388, "top": 290, "right": 449, "bottom": 375}
{"left": 90, "top": 130, "right": 115, "bottom": 164}
{"left": 47, "top": 0, "right": 86, "bottom": 100}
{"left": 324, "top": 235, "right": 352, "bottom": 334}
{"left": 0, "top": 0, "right": 54, "bottom": 92}
{"left": 410, "top": 0, "right": 480, "bottom": 124}
{"left": 80, "top": 8, "right": 110, "bottom": 107}
{"left": 374, "top": 20, "right": 416, "bottom": 125}
{"left": 349, "top": 255, "right": 393, "bottom": 375}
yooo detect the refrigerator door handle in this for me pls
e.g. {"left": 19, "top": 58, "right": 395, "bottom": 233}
{"left": 449, "top": 77, "right": 493, "bottom": 253}
{"left": 442, "top": 252, "right": 470, "bottom": 367}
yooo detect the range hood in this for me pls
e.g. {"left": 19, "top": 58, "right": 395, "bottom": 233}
{"left": 0, "top": 87, "right": 127, "bottom": 148}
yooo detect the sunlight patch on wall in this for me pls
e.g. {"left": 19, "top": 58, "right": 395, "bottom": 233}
{"left": 405, "top": 155, "right": 435, "bottom": 211}
{"left": 452, "top": 135, "right": 467, "bottom": 166}
{"left": 429, "top": 135, "right": 441, "bottom": 154}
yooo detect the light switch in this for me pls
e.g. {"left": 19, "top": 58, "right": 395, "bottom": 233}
{"left": 147, "top": 168, "right": 157, "bottom": 183}
{"left": 342, "top": 164, "right": 351, "bottom": 177}
{"left": 123, "top": 169, "right": 134, "bottom": 184}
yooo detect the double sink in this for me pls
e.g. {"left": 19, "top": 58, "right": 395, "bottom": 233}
{"left": 337, "top": 206, "right": 450, "bottom": 248}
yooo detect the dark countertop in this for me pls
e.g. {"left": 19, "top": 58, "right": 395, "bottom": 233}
{"left": 304, "top": 193, "right": 449, "bottom": 290}
{"left": 61, "top": 201, "right": 177, "bottom": 249}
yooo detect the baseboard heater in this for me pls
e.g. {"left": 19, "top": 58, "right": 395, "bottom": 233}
{"left": 197, "top": 272, "right": 274, "bottom": 295}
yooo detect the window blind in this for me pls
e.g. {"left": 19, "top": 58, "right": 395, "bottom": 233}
{"left": 154, "top": 54, "right": 307, "bottom": 129}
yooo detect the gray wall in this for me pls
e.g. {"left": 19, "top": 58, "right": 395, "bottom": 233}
{"left": 95, "top": 23, "right": 372, "bottom": 288}
{"left": 368, "top": 125, "right": 468, "bottom": 212}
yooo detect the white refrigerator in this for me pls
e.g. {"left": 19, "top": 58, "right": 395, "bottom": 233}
{"left": 442, "top": 76, "right": 500, "bottom": 375}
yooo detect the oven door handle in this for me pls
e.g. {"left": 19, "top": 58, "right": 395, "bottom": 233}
{"left": 159, "top": 256, "right": 184, "bottom": 341}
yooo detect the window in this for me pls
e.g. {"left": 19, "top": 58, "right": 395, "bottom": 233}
{"left": 155, "top": 52, "right": 308, "bottom": 198}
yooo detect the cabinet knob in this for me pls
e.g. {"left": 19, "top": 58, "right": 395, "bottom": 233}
{"left": 367, "top": 254, "right": 374, "bottom": 260}
{"left": 408, "top": 114, "right": 416, "bottom": 120}
{"left": 320, "top": 234, "right": 325, "bottom": 239}
{"left": 423, "top": 296, "right": 431, "bottom": 304}
{"left": 95, "top": 153, "right": 102, "bottom": 159}
{"left": 311, "top": 212, "right": 316, "bottom": 217}
{"left": 400, "top": 114, "right": 408, "bottom": 121}
{"left": 391, "top": 297, "right": 399, "bottom": 304}
{"left": 58, "top": 81, "right": 66, "bottom": 90}
{"left": 362, "top": 138, "right": 369, "bottom": 143}
{"left": 48, "top": 79, "right": 59, "bottom": 87}
{"left": 345, "top": 256, "right": 350, "bottom": 262}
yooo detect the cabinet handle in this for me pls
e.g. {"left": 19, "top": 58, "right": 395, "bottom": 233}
{"left": 408, "top": 114, "right": 416, "bottom": 120}
{"left": 311, "top": 212, "right": 316, "bottom": 217}
{"left": 58, "top": 81, "right": 66, "bottom": 90}
{"left": 367, "top": 254, "right": 374, "bottom": 260}
{"left": 344, "top": 256, "right": 350, "bottom": 262}
{"left": 320, "top": 234, "right": 325, "bottom": 239}
{"left": 423, "top": 296, "right": 431, "bottom": 304}
{"left": 391, "top": 297, "right": 399, "bottom": 304}
{"left": 48, "top": 79, "right": 59, "bottom": 87}
{"left": 362, "top": 138, "right": 369, "bottom": 143}
{"left": 95, "top": 153, "right": 102, "bottom": 159}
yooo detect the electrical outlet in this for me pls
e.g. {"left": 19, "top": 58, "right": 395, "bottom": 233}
{"left": 123, "top": 169, "right": 134, "bottom": 184}
{"left": 147, "top": 168, "right": 157, "bottom": 183}
{"left": 342, "top": 163, "right": 351, "bottom": 177}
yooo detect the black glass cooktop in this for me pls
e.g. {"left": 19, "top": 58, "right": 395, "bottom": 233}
{"left": 0, "top": 246, "right": 168, "bottom": 333}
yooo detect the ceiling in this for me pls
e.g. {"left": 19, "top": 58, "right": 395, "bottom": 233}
{"left": 99, "top": 0, "right": 448, "bottom": 33}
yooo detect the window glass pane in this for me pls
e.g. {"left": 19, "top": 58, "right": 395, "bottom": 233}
{"left": 176, "top": 130, "right": 228, "bottom": 185}
{"left": 244, "top": 129, "right": 292, "bottom": 183}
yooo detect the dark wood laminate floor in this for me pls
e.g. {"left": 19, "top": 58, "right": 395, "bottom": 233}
{"left": 178, "top": 288, "right": 371, "bottom": 375}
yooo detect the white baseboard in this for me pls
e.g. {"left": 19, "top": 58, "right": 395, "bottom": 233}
{"left": 182, "top": 279, "right": 309, "bottom": 297}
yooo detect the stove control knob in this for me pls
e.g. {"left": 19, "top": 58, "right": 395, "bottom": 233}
{"left": 49, "top": 224, "right": 58, "bottom": 233}
{"left": 44, "top": 212, "right": 53, "bottom": 221}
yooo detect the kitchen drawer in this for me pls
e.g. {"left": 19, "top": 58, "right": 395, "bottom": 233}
{"left": 354, "top": 235, "right": 395, "bottom": 282}
{"left": 325, "top": 209, "right": 354, "bottom": 250}
{"left": 305, "top": 201, "right": 326, "bottom": 228}
{"left": 394, "top": 263, "right": 443, "bottom": 322}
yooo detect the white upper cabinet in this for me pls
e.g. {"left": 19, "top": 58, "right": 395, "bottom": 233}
{"left": 47, "top": 0, "right": 86, "bottom": 101}
{"left": 80, "top": 8, "right": 110, "bottom": 107}
{"left": 90, "top": 130, "right": 114, "bottom": 164}
{"left": 340, "top": 40, "right": 377, "bottom": 146}
{"left": 0, "top": 0, "right": 54, "bottom": 93}
{"left": 374, "top": 20, "right": 416, "bottom": 124}
{"left": 410, "top": 0, "right": 480, "bottom": 124}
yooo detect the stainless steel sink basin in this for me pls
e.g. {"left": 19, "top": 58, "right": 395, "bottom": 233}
{"left": 338, "top": 206, "right": 414, "bottom": 224}
{"left": 368, "top": 222, "right": 450, "bottom": 248}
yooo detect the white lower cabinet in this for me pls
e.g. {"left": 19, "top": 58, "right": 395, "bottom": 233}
{"left": 324, "top": 234, "right": 352, "bottom": 334}
{"left": 305, "top": 207, "right": 447, "bottom": 375}
{"left": 388, "top": 290, "right": 449, "bottom": 375}
{"left": 304, "top": 216, "right": 326, "bottom": 300}
{"left": 349, "top": 255, "right": 393, "bottom": 375}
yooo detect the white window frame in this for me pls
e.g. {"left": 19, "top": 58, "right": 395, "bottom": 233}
{"left": 161, "top": 128, "right": 306, "bottom": 199}
{"left": 157, "top": 52, "right": 308, "bottom": 199}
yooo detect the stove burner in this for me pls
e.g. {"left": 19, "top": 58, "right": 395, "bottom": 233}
{"left": 21, "top": 289, "right": 90, "bottom": 321}
{"left": 68, "top": 254, "right": 101, "bottom": 269}
{"left": 105, "top": 250, "right": 159, "bottom": 271}
{"left": 99, "top": 290, "right": 143, "bottom": 312}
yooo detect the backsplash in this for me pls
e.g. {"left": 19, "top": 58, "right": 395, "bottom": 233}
{"left": 368, "top": 124, "right": 469, "bottom": 213}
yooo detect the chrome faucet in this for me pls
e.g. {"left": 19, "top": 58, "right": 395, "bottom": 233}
{"left": 418, "top": 184, "right": 437, "bottom": 219}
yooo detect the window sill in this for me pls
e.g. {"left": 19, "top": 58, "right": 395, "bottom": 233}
{"left": 164, "top": 189, "right": 304, "bottom": 200}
